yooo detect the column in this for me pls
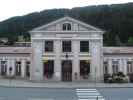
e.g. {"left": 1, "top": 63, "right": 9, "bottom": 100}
{"left": 7, "top": 58, "right": 10, "bottom": 76}
{"left": 119, "top": 59, "right": 123, "bottom": 72}
{"left": 21, "top": 59, "right": 25, "bottom": 78}
{"left": 123, "top": 59, "right": 127, "bottom": 75}
{"left": 10, "top": 58, "right": 15, "bottom": 76}
{"left": 108, "top": 59, "right": 112, "bottom": 74}
{"left": 30, "top": 39, "right": 43, "bottom": 81}
{"left": 54, "top": 40, "right": 61, "bottom": 81}
{"left": 73, "top": 40, "right": 80, "bottom": 81}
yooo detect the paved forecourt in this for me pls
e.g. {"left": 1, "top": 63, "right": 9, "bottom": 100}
{"left": 76, "top": 88, "right": 105, "bottom": 100}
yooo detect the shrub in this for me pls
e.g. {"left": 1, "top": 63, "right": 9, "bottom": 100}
{"left": 117, "top": 72, "right": 125, "bottom": 77}
{"left": 104, "top": 72, "right": 128, "bottom": 83}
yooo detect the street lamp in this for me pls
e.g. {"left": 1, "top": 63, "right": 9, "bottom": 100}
{"left": 65, "top": 53, "right": 68, "bottom": 59}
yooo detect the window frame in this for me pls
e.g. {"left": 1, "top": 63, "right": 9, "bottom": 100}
{"left": 62, "top": 23, "right": 72, "bottom": 31}
{"left": 62, "top": 40, "right": 72, "bottom": 52}
{"left": 112, "top": 60, "right": 119, "bottom": 74}
{"left": 44, "top": 41, "right": 54, "bottom": 52}
{"left": 127, "top": 61, "right": 133, "bottom": 74}
{"left": 15, "top": 61, "right": 21, "bottom": 76}
{"left": 1, "top": 61, "right": 7, "bottom": 76}
{"left": 80, "top": 41, "right": 89, "bottom": 52}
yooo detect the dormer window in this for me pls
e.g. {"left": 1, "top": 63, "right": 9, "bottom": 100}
{"left": 62, "top": 23, "right": 71, "bottom": 31}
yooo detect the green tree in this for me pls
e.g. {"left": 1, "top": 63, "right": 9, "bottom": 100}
{"left": 127, "top": 37, "right": 133, "bottom": 46}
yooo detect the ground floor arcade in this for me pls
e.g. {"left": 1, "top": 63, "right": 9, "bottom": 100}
{"left": 42, "top": 60, "right": 91, "bottom": 82}
{"left": 0, "top": 57, "right": 30, "bottom": 79}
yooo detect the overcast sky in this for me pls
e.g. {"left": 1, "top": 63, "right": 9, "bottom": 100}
{"left": 0, "top": 0, "right": 132, "bottom": 21}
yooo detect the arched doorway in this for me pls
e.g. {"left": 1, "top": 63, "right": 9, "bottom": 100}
{"left": 61, "top": 60, "right": 72, "bottom": 81}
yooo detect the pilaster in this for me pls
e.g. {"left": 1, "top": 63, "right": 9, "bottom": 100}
{"left": 10, "top": 58, "right": 15, "bottom": 76}
{"left": 72, "top": 40, "right": 80, "bottom": 81}
{"left": 90, "top": 39, "right": 103, "bottom": 82}
{"left": 119, "top": 59, "right": 123, "bottom": 72}
{"left": 21, "top": 59, "right": 25, "bottom": 78}
{"left": 30, "top": 39, "right": 43, "bottom": 81}
{"left": 108, "top": 59, "right": 112, "bottom": 74}
{"left": 7, "top": 58, "right": 10, "bottom": 76}
{"left": 54, "top": 40, "right": 61, "bottom": 81}
{"left": 123, "top": 59, "right": 127, "bottom": 75}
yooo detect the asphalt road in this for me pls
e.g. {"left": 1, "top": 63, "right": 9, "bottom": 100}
{"left": 0, "top": 87, "right": 133, "bottom": 100}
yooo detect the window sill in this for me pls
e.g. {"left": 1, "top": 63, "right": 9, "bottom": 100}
{"left": 79, "top": 52, "right": 91, "bottom": 55}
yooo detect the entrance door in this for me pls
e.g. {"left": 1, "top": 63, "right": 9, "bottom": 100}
{"left": 61, "top": 60, "right": 72, "bottom": 81}
{"left": 25, "top": 61, "right": 30, "bottom": 77}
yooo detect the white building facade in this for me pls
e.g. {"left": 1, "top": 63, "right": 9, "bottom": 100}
{"left": 0, "top": 47, "right": 31, "bottom": 79}
{"left": 0, "top": 17, "right": 133, "bottom": 82}
{"left": 29, "top": 17, "right": 104, "bottom": 82}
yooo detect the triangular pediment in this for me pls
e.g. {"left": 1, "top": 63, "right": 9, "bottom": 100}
{"left": 30, "top": 16, "right": 103, "bottom": 33}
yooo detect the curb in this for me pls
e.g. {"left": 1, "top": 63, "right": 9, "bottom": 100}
{"left": 0, "top": 79, "right": 133, "bottom": 88}
{"left": 0, "top": 83, "right": 133, "bottom": 88}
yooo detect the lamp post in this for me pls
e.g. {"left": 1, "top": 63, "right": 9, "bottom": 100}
{"left": 65, "top": 53, "right": 68, "bottom": 59}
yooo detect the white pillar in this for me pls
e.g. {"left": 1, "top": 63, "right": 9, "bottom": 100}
{"left": 73, "top": 40, "right": 79, "bottom": 81}
{"left": 7, "top": 58, "right": 10, "bottom": 76}
{"left": 10, "top": 58, "right": 15, "bottom": 76}
{"left": 54, "top": 40, "right": 61, "bottom": 81}
{"left": 119, "top": 59, "right": 123, "bottom": 72}
{"left": 108, "top": 59, "right": 112, "bottom": 74}
{"left": 123, "top": 59, "right": 127, "bottom": 75}
{"left": 21, "top": 59, "right": 25, "bottom": 78}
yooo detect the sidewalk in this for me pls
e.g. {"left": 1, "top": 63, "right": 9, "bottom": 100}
{"left": 0, "top": 79, "right": 133, "bottom": 88}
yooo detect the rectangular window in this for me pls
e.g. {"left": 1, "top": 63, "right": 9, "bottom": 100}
{"left": 25, "top": 61, "right": 30, "bottom": 77}
{"left": 45, "top": 41, "right": 53, "bottom": 52}
{"left": 43, "top": 60, "right": 54, "bottom": 79}
{"left": 80, "top": 41, "right": 89, "bottom": 52}
{"left": 127, "top": 61, "right": 133, "bottom": 74}
{"left": 62, "top": 41, "right": 71, "bottom": 52}
{"left": 112, "top": 61, "right": 119, "bottom": 74}
{"left": 62, "top": 23, "right": 71, "bottom": 31}
{"left": 104, "top": 61, "right": 108, "bottom": 74}
{"left": 1, "top": 61, "right": 7, "bottom": 76}
{"left": 15, "top": 61, "right": 21, "bottom": 76}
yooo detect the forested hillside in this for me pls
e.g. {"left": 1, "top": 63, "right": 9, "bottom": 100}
{"left": 0, "top": 3, "right": 133, "bottom": 46}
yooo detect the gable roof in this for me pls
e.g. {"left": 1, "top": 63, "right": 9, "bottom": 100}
{"left": 29, "top": 16, "right": 104, "bottom": 33}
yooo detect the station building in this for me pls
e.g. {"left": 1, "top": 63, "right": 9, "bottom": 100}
{"left": 0, "top": 17, "right": 133, "bottom": 82}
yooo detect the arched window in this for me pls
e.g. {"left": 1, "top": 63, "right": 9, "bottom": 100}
{"left": 62, "top": 23, "right": 71, "bottom": 31}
